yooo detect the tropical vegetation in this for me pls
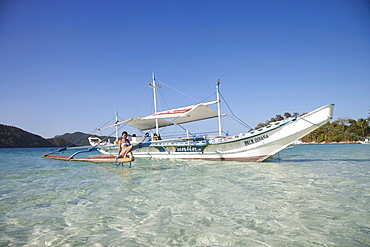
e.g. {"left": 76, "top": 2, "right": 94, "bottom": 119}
{"left": 255, "top": 111, "right": 370, "bottom": 143}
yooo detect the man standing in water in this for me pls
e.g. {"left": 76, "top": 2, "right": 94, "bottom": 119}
{"left": 117, "top": 131, "right": 141, "bottom": 160}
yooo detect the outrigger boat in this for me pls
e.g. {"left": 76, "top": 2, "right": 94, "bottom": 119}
{"left": 87, "top": 75, "right": 335, "bottom": 162}
{"left": 359, "top": 138, "right": 370, "bottom": 144}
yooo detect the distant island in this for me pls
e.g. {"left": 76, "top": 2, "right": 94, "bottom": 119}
{"left": 0, "top": 124, "right": 105, "bottom": 148}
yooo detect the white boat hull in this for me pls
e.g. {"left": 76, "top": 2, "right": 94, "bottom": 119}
{"left": 94, "top": 104, "right": 334, "bottom": 162}
{"left": 359, "top": 139, "right": 370, "bottom": 144}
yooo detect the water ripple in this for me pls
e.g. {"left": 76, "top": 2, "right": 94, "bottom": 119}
{"left": 0, "top": 145, "right": 369, "bottom": 246}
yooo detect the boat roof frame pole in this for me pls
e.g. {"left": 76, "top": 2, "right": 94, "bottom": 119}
{"left": 216, "top": 79, "right": 223, "bottom": 136}
{"left": 115, "top": 111, "right": 119, "bottom": 141}
{"left": 150, "top": 72, "right": 160, "bottom": 134}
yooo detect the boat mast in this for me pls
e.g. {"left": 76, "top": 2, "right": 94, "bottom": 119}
{"left": 216, "top": 79, "right": 222, "bottom": 136}
{"left": 150, "top": 72, "right": 160, "bottom": 134}
{"left": 115, "top": 111, "right": 119, "bottom": 141}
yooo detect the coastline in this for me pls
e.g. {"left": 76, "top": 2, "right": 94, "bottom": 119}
{"left": 293, "top": 141, "right": 362, "bottom": 145}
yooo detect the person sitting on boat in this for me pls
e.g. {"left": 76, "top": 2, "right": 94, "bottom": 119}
{"left": 117, "top": 131, "right": 141, "bottom": 160}
{"left": 153, "top": 133, "right": 162, "bottom": 141}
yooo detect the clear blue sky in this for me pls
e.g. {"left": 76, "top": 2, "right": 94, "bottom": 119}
{"left": 1, "top": 0, "right": 369, "bottom": 138}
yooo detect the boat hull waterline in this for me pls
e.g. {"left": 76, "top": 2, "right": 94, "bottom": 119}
{"left": 92, "top": 104, "right": 334, "bottom": 162}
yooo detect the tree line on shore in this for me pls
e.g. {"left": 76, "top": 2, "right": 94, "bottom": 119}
{"left": 301, "top": 117, "right": 369, "bottom": 143}
{"left": 255, "top": 111, "right": 370, "bottom": 143}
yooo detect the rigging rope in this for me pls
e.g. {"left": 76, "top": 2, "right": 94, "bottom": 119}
{"left": 49, "top": 79, "right": 254, "bottom": 153}
{"left": 198, "top": 92, "right": 216, "bottom": 104}
{"left": 155, "top": 86, "right": 198, "bottom": 136}
{"left": 158, "top": 80, "right": 199, "bottom": 102}
{"left": 121, "top": 83, "right": 149, "bottom": 115}
{"left": 45, "top": 121, "right": 126, "bottom": 156}
{"left": 219, "top": 92, "right": 253, "bottom": 130}
{"left": 299, "top": 117, "right": 367, "bottom": 140}
{"left": 131, "top": 85, "right": 151, "bottom": 118}
{"left": 150, "top": 81, "right": 214, "bottom": 137}
{"left": 153, "top": 84, "right": 252, "bottom": 136}
{"left": 158, "top": 88, "right": 170, "bottom": 111}
{"left": 96, "top": 115, "right": 117, "bottom": 132}
{"left": 44, "top": 82, "right": 154, "bottom": 157}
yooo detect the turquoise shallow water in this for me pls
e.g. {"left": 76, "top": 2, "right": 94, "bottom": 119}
{"left": 0, "top": 144, "right": 369, "bottom": 246}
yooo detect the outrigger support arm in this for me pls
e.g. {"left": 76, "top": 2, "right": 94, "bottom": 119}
{"left": 69, "top": 146, "right": 98, "bottom": 159}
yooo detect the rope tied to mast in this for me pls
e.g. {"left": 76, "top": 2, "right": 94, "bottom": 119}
{"left": 219, "top": 92, "right": 253, "bottom": 131}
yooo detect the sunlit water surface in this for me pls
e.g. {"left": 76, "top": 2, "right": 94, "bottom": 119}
{"left": 0, "top": 144, "right": 369, "bottom": 246}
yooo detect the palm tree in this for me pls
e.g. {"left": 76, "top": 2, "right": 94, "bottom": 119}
{"left": 356, "top": 118, "right": 369, "bottom": 138}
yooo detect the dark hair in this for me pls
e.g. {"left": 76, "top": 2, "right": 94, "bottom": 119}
{"left": 121, "top": 131, "right": 128, "bottom": 136}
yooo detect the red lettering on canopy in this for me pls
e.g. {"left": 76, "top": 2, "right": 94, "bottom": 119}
{"left": 152, "top": 108, "right": 192, "bottom": 116}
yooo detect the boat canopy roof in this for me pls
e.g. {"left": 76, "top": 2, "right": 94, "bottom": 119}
{"left": 103, "top": 101, "right": 221, "bottom": 131}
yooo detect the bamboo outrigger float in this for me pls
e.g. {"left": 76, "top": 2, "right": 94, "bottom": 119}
{"left": 42, "top": 155, "right": 133, "bottom": 164}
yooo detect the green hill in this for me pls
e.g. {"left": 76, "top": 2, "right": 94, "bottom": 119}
{"left": 0, "top": 124, "right": 55, "bottom": 148}
{"left": 48, "top": 132, "right": 110, "bottom": 146}
{"left": 0, "top": 124, "right": 111, "bottom": 148}
{"left": 49, "top": 132, "right": 89, "bottom": 146}
{"left": 47, "top": 137, "right": 72, "bottom": 147}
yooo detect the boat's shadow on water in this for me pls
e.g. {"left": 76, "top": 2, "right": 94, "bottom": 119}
{"left": 111, "top": 164, "right": 173, "bottom": 171}
{"left": 136, "top": 166, "right": 173, "bottom": 171}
